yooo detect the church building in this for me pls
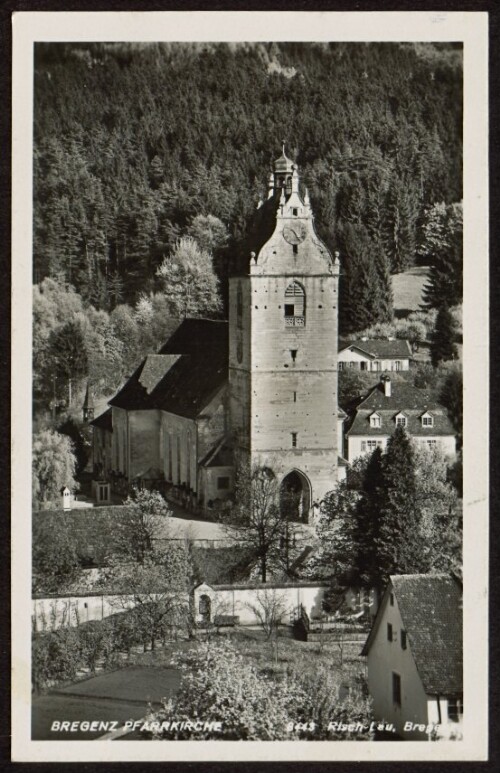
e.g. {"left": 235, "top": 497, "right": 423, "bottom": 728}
{"left": 91, "top": 148, "right": 343, "bottom": 522}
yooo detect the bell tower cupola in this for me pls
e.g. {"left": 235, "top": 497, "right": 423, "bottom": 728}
{"left": 272, "top": 142, "right": 295, "bottom": 197}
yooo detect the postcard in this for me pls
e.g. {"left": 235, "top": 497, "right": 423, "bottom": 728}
{"left": 12, "top": 10, "right": 488, "bottom": 762}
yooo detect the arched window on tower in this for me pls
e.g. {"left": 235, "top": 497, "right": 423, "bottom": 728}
{"left": 284, "top": 282, "right": 305, "bottom": 327}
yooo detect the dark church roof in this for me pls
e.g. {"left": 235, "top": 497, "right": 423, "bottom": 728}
{"left": 233, "top": 193, "right": 282, "bottom": 276}
{"left": 363, "top": 574, "right": 463, "bottom": 696}
{"left": 91, "top": 408, "right": 112, "bottom": 431}
{"left": 109, "top": 319, "right": 228, "bottom": 419}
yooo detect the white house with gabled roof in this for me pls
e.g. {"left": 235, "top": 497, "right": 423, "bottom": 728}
{"left": 361, "top": 574, "right": 463, "bottom": 740}
{"left": 338, "top": 338, "right": 412, "bottom": 372}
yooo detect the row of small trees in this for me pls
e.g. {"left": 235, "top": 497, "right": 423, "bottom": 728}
{"left": 32, "top": 596, "right": 189, "bottom": 693}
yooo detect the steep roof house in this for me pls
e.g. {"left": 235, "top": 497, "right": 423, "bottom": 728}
{"left": 345, "top": 375, "right": 457, "bottom": 463}
{"left": 338, "top": 338, "right": 413, "bottom": 372}
{"left": 362, "top": 574, "right": 463, "bottom": 740}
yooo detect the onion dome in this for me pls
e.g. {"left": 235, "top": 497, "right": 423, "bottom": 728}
{"left": 273, "top": 142, "right": 294, "bottom": 174}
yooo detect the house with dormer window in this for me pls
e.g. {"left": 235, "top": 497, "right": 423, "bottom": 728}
{"left": 344, "top": 376, "right": 457, "bottom": 462}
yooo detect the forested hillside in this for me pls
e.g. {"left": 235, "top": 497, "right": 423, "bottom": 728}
{"left": 34, "top": 42, "right": 462, "bottom": 308}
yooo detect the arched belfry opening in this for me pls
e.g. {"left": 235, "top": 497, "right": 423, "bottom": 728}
{"left": 280, "top": 470, "right": 312, "bottom": 523}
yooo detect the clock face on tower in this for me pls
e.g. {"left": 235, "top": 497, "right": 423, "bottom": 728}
{"left": 283, "top": 222, "right": 307, "bottom": 245}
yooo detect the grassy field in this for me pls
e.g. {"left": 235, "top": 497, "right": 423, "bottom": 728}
{"left": 32, "top": 666, "right": 180, "bottom": 741}
{"left": 392, "top": 266, "right": 429, "bottom": 315}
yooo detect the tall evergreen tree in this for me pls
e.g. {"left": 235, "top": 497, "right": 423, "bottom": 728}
{"left": 373, "top": 249, "right": 394, "bottom": 323}
{"left": 355, "top": 447, "right": 385, "bottom": 587}
{"left": 374, "top": 426, "right": 427, "bottom": 588}
{"left": 421, "top": 202, "right": 462, "bottom": 309}
{"left": 439, "top": 367, "right": 463, "bottom": 446}
{"left": 431, "top": 306, "right": 458, "bottom": 367}
{"left": 338, "top": 222, "right": 389, "bottom": 335}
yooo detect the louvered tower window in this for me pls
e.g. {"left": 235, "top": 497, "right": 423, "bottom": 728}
{"left": 284, "top": 282, "right": 305, "bottom": 327}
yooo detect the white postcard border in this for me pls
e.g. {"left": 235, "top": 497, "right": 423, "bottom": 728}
{"left": 12, "top": 10, "right": 489, "bottom": 762}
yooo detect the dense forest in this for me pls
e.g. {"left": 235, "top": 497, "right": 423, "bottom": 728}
{"left": 34, "top": 42, "right": 462, "bottom": 302}
{"left": 33, "top": 42, "right": 462, "bottom": 412}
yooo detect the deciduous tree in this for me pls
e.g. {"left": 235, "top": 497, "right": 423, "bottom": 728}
{"left": 156, "top": 236, "right": 222, "bottom": 318}
{"left": 47, "top": 320, "right": 88, "bottom": 406}
{"left": 113, "top": 488, "right": 173, "bottom": 565}
{"left": 221, "top": 465, "right": 287, "bottom": 583}
{"left": 245, "top": 589, "right": 289, "bottom": 641}
{"left": 32, "top": 429, "right": 79, "bottom": 510}
{"left": 32, "top": 519, "right": 82, "bottom": 593}
{"left": 105, "top": 546, "right": 191, "bottom": 652}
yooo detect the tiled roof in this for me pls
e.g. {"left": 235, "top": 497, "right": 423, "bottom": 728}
{"left": 109, "top": 319, "right": 228, "bottom": 419}
{"left": 138, "top": 354, "right": 182, "bottom": 394}
{"left": 90, "top": 408, "right": 112, "bottom": 431}
{"left": 346, "top": 382, "right": 455, "bottom": 437}
{"left": 395, "top": 574, "right": 463, "bottom": 694}
{"left": 363, "top": 574, "right": 463, "bottom": 696}
{"left": 233, "top": 194, "right": 281, "bottom": 275}
{"left": 338, "top": 338, "right": 413, "bottom": 359}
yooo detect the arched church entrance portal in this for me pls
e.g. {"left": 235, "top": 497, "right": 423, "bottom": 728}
{"left": 280, "top": 470, "right": 311, "bottom": 524}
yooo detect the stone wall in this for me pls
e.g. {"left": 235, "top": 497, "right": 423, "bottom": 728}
{"left": 193, "top": 581, "right": 330, "bottom": 626}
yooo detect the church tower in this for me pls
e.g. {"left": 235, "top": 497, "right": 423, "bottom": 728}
{"left": 228, "top": 147, "right": 340, "bottom": 522}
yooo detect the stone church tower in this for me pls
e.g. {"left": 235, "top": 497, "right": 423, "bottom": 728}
{"left": 228, "top": 147, "right": 340, "bottom": 522}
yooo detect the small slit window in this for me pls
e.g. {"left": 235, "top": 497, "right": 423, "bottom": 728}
{"left": 291, "top": 432, "right": 297, "bottom": 448}
{"left": 392, "top": 673, "right": 401, "bottom": 706}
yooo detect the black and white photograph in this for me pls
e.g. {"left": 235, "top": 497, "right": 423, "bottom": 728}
{"left": 11, "top": 10, "right": 488, "bottom": 763}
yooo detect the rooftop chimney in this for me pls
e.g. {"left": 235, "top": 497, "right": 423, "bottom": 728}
{"left": 381, "top": 375, "right": 391, "bottom": 397}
